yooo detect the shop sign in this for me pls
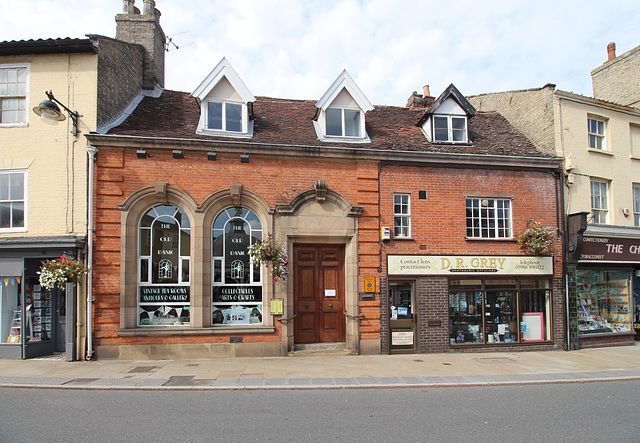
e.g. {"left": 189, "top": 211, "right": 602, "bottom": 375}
{"left": 213, "top": 286, "right": 263, "bottom": 303}
{"left": 387, "top": 255, "right": 553, "bottom": 276}
{"left": 364, "top": 276, "right": 375, "bottom": 292}
{"left": 391, "top": 328, "right": 414, "bottom": 345}
{"left": 139, "top": 286, "right": 190, "bottom": 303}
{"left": 580, "top": 235, "right": 640, "bottom": 262}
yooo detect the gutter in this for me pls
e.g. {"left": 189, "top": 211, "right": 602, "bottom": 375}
{"left": 85, "top": 133, "right": 563, "bottom": 172}
{"left": 86, "top": 146, "right": 98, "bottom": 360}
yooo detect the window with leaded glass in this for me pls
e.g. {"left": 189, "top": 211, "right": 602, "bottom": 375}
{"left": 137, "top": 205, "right": 191, "bottom": 326}
{"left": 212, "top": 207, "right": 264, "bottom": 326}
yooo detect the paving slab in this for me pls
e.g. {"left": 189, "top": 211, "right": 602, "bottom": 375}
{"left": 0, "top": 344, "right": 639, "bottom": 390}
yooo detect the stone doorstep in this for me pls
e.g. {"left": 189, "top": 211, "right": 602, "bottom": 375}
{"left": 288, "top": 342, "right": 356, "bottom": 357}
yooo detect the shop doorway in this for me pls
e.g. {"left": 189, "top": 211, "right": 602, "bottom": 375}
{"left": 389, "top": 281, "right": 416, "bottom": 353}
{"left": 294, "top": 244, "right": 345, "bottom": 344}
{"left": 23, "top": 260, "right": 58, "bottom": 359}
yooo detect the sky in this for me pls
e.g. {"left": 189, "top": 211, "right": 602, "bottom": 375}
{"left": 2, "top": 0, "right": 638, "bottom": 106}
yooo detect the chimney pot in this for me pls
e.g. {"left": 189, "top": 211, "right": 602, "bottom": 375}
{"left": 607, "top": 42, "right": 616, "bottom": 61}
{"left": 122, "top": 0, "right": 135, "bottom": 14}
{"left": 143, "top": 0, "right": 156, "bottom": 15}
{"left": 423, "top": 85, "right": 431, "bottom": 97}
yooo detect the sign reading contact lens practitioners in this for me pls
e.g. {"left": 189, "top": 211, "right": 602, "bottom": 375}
{"left": 387, "top": 255, "right": 553, "bottom": 276}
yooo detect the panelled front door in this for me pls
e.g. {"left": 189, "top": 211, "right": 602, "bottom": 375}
{"left": 294, "top": 244, "right": 345, "bottom": 343}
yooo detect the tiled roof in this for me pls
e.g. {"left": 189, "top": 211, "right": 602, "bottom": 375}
{"left": 108, "top": 89, "right": 550, "bottom": 158}
{"left": 0, "top": 38, "right": 96, "bottom": 55}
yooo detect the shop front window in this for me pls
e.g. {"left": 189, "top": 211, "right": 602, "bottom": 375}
{"left": 449, "top": 280, "right": 483, "bottom": 344}
{"left": 485, "top": 280, "right": 517, "bottom": 343}
{"left": 449, "top": 278, "right": 552, "bottom": 345}
{"left": 576, "top": 270, "right": 631, "bottom": 334}
{"left": 1, "top": 278, "right": 21, "bottom": 343}
{"left": 212, "top": 207, "right": 263, "bottom": 326}
{"left": 137, "top": 205, "right": 191, "bottom": 326}
{"left": 520, "top": 279, "right": 551, "bottom": 341}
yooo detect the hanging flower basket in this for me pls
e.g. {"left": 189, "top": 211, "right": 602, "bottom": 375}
{"left": 38, "top": 255, "right": 89, "bottom": 290}
{"left": 247, "top": 235, "right": 289, "bottom": 283}
{"left": 517, "top": 221, "right": 555, "bottom": 256}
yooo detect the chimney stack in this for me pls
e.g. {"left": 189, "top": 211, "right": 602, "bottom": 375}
{"left": 406, "top": 85, "right": 435, "bottom": 109}
{"left": 116, "top": 0, "right": 165, "bottom": 89}
{"left": 607, "top": 42, "right": 616, "bottom": 61}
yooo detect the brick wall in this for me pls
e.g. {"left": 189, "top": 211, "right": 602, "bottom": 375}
{"left": 379, "top": 163, "right": 565, "bottom": 353}
{"left": 92, "top": 147, "right": 383, "bottom": 349}
{"left": 95, "top": 37, "right": 144, "bottom": 127}
{"left": 591, "top": 44, "right": 640, "bottom": 107}
{"left": 468, "top": 86, "right": 557, "bottom": 156}
{"left": 115, "top": 10, "right": 165, "bottom": 90}
{"left": 416, "top": 277, "right": 449, "bottom": 353}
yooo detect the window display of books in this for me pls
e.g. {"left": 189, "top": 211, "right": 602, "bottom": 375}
{"left": 28, "top": 289, "right": 51, "bottom": 341}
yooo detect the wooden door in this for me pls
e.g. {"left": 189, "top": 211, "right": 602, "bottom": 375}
{"left": 294, "top": 244, "right": 345, "bottom": 343}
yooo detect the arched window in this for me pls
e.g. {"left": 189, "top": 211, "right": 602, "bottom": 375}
{"left": 138, "top": 205, "right": 190, "bottom": 326}
{"left": 212, "top": 207, "right": 263, "bottom": 325}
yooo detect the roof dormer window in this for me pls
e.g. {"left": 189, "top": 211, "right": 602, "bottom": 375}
{"left": 314, "top": 70, "right": 373, "bottom": 143}
{"left": 418, "top": 84, "right": 475, "bottom": 145}
{"left": 192, "top": 58, "right": 255, "bottom": 139}
{"left": 326, "top": 106, "right": 362, "bottom": 137}
{"left": 434, "top": 115, "right": 467, "bottom": 143}
{"left": 206, "top": 100, "right": 244, "bottom": 132}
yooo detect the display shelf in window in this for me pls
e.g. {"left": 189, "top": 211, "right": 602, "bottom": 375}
{"left": 7, "top": 309, "right": 21, "bottom": 343}
{"left": 576, "top": 270, "right": 632, "bottom": 334}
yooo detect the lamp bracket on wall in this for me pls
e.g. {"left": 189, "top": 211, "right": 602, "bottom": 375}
{"left": 32, "top": 90, "right": 81, "bottom": 136}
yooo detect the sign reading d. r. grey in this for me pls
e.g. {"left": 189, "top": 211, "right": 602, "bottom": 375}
{"left": 387, "top": 255, "right": 553, "bottom": 276}
{"left": 213, "top": 286, "right": 262, "bottom": 303}
{"left": 580, "top": 235, "right": 640, "bottom": 262}
{"left": 139, "top": 286, "right": 190, "bottom": 303}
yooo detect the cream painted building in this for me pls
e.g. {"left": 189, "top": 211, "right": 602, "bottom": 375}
{"left": 468, "top": 43, "right": 640, "bottom": 349}
{"left": 0, "top": 0, "right": 166, "bottom": 359}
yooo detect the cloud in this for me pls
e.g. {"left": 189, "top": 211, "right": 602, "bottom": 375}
{"left": 2, "top": 0, "right": 639, "bottom": 106}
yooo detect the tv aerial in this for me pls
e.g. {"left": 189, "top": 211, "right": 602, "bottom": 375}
{"left": 166, "top": 32, "right": 195, "bottom": 52}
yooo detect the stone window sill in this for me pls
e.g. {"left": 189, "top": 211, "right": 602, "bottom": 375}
{"left": 118, "top": 326, "right": 276, "bottom": 337}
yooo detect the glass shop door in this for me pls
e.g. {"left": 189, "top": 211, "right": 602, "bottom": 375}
{"left": 389, "top": 281, "right": 416, "bottom": 354}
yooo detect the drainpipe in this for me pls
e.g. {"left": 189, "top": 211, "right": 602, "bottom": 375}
{"left": 554, "top": 169, "right": 569, "bottom": 350}
{"left": 86, "top": 146, "right": 98, "bottom": 360}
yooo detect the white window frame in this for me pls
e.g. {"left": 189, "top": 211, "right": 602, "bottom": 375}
{"left": 433, "top": 115, "right": 468, "bottom": 143}
{"left": 0, "top": 170, "right": 27, "bottom": 232}
{"left": 588, "top": 117, "right": 606, "bottom": 150}
{"left": 633, "top": 184, "right": 640, "bottom": 227}
{"left": 590, "top": 179, "right": 609, "bottom": 224}
{"left": 204, "top": 99, "right": 247, "bottom": 134}
{"left": 466, "top": 197, "right": 512, "bottom": 239}
{"left": 393, "top": 193, "right": 411, "bottom": 238}
{"left": 324, "top": 106, "right": 364, "bottom": 138}
{"left": 0, "top": 64, "right": 29, "bottom": 127}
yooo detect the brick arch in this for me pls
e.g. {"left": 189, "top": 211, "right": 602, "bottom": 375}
{"left": 118, "top": 183, "right": 198, "bottom": 329}
{"left": 276, "top": 187, "right": 364, "bottom": 218}
{"left": 199, "top": 185, "right": 277, "bottom": 327}
{"left": 200, "top": 184, "right": 274, "bottom": 232}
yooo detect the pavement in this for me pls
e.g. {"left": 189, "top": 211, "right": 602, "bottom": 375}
{"left": 1, "top": 343, "right": 639, "bottom": 391}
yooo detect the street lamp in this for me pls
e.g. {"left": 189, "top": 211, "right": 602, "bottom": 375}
{"left": 32, "top": 90, "right": 80, "bottom": 136}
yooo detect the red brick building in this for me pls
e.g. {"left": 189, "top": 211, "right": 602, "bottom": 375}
{"left": 85, "top": 62, "right": 563, "bottom": 359}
